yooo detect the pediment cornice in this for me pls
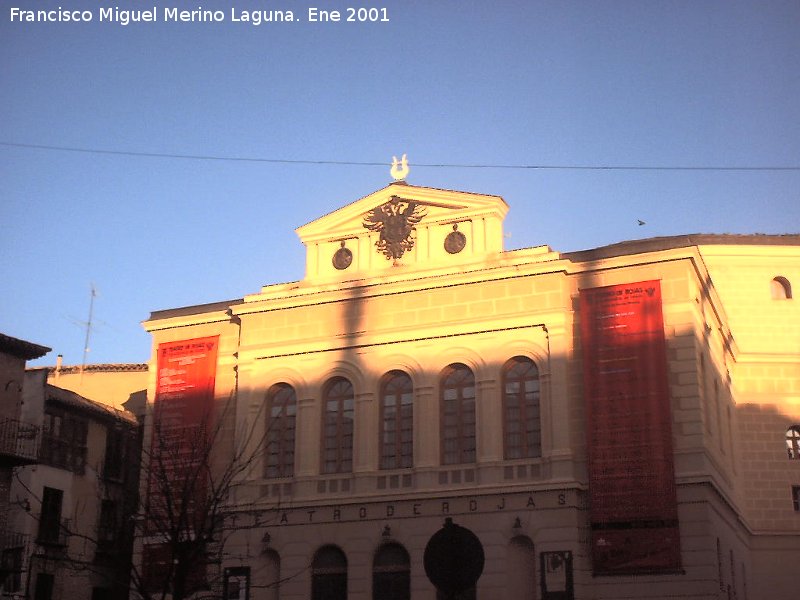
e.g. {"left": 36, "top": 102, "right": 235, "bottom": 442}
{"left": 295, "top": 181, "right": 508, "bottom": 243}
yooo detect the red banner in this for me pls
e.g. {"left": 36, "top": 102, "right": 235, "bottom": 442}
{"left": 155, "top": 336, "right": 219, "bottom": 424}
{"left": 579, "top": 281, "right": 681, "bottom": 574}
{"left": 147, "top": 336, "right": 219, "bottom": 535}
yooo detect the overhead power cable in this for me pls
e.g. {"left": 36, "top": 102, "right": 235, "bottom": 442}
{"left": 2, "top": 141, "right": 799, "bottom": 172}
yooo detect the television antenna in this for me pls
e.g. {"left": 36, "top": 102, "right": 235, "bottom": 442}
{"left": 81, "top": 283, "right": 97, "bottom": 373}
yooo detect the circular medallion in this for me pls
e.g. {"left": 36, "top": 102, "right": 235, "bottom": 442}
{"left": 444, "top": 230, "right": 466, "bottom": 254}
{"left": 332, "top": 246, "right": 353, "bottom": 270}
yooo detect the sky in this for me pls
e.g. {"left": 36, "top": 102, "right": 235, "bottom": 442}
{"left": 1, "top": 0, "right": 798, "bottom": 367}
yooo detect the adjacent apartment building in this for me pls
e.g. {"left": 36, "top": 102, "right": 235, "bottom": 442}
{"left": 139, "top": 180, "right": 799, "bottom": 600}
{"left": 1, "top": 333, "right": 50, "bottom": 596}
{"left": 1, "top": 339, "right": 145, "bottom": 600}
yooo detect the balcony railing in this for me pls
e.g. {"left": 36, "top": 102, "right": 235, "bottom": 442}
{"left": 0, "top": 531, "right": 28, "bottom": 595}
{"left": 36, "top": 518, "right": 71, "bottom": 547}
{"left": 0, "top": 530, "right": 29, "bottom": 555}
{"left": 0, "top": 418, "right": 39, "bottom": 466}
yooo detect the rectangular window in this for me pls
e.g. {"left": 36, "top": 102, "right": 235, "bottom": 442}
{"left": 322, "top": 378, "right": 354, "bottom": 474}
{"left": 95, "top": 499, "right": 119, "bottom": 560}
{"left": 502, "top": 357, "right": 542, "bottom": 460}
{"left": 142, "top": 544, "right": 171, "bottom": 594}
{"left": 98, "top": 500, "right": 118, "bottom": 541}
{"left": 380, "top": 372, "right": 413, "bottom": 470}
{"left": 540, "top": 551, "right": 573, "bottom": 599}
{"left": 103, "top": 427, "right": 125, "bottom": 481}
{"left": 38, "top": 487, "right": 64, "bottom": 545}
{"left": 787, "top": 427, "right": 800, "bottom": 459}
{"left": 40, "top": 408, "right": 88, "bottom": 474}
{"left": 440, "top": 365, "right": 476, "bottom": 465}
{"left": 792, "top": 486, "right": 800, "bottom": 511}
{"left": 224, "top": 567, "right": 251, "bottom": 600}
{"left": 265, "top": 384, "right": 297, "bottom": 478}
{"left": 34, "top": 573, "right": 54, "bottom": 600}
{"left": 0, "top": 546, "right": 23, "bottom": 593}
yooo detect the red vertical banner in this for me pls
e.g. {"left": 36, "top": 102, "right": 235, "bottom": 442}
{"left": 145, "top": 336, "right": 219, "bottom": 586}
{"left": 579, "top": 281, "right": 681, "bottom": 574}
{"left": 154, "top": 336, "right": 219, "bottom": 425}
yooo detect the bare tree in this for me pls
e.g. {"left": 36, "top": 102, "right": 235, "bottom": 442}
{"left": 131, "top": 393, "right": 272, "bottom": 600}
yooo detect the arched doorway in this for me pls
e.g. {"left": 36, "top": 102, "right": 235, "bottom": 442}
{"left": 373, "top": 543, "right": 410, "bottom": 600}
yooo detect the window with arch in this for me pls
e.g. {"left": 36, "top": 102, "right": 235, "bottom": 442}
{"left": 262, "top": 550, "right": 280, "bottom": 600}
{"left": 786, "top": 426, "right": 800, "bottom": 459}
{"left": 441, "top": 363, "right": 476, "bottom": 465}
{"left": 312, "top": 545, "right": 347, "bottom": 600}
{"left": 372, "top": 543, "right": 410, "bottom": 600}
{"left": 507, "top": 536, "right": 536, "bottom": 599}
{"left": 265, "top": 383, "right": 296, "bottom": 478}
{"left": 322, "top": 377, "right": 354, "bottom": 474}
{"left": 380, "top": 371, "right": 413, "bottom": 470}
{"left": 503, "top": 356, "right": 542, "bottom": 460}
{"left": 771, "top": 276, "right": 792, "bottom": 300}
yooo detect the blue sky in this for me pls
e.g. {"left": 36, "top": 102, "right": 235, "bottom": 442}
{"left": 1, "top": 0, "right": 798, "bottom": 367}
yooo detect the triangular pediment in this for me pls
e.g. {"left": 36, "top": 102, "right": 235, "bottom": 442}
{"left": 294, "top": 181, "right": 510, "bottom": 282}
{"left": 296, "top": 182, "right": 508, "bottom": 242}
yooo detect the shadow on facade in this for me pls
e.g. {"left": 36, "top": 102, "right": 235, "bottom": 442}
{"left": 217, "top": 270, "right": 698, "bottom": 600}
{"left": 141, "top": 264, "right": 798, "bottom": 600}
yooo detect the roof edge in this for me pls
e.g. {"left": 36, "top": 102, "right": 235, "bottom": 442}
{"left": 46, "top": 384, "right": 139, "bottom": 425}
{"left": 42, "top": 363, "right": 149, "bottom": 375}
{"left": 563, "top": 233, "right": 800, "bottom": 262}
{"left": 0, "top": 332, "right": 51, "bottom": 360}
{"left": 146, "top": 298, "right": 245, "bottom": 322}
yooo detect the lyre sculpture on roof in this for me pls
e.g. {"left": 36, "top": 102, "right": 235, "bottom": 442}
{"left": 390, "top": 154, "right": 409, "bottom": 181}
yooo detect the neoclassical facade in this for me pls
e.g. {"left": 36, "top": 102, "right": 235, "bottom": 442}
{"left": 142, "top": 181, "right": 800, "bottom": 600}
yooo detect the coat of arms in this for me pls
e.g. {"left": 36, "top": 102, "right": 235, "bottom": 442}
{"left": 362, "top": 196, "right": 427, "bottom": 261}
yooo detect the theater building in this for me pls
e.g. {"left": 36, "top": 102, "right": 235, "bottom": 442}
{"left": 141, "top": 179, "right": 800, "bottom": 600}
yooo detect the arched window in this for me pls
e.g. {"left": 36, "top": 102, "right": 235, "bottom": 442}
{"left": 771, "top": 276, "right": 792, "bottom": 300}
{"left": 322, "top": 378, "right": 354, "bottom": 474}
{"left": 312, "top": 546, "right": 347, "bottom": 600}
{"left": 786, "top": 426, "right": 800, "bottom": 459}
{"left": 372, "top": 543, "right": 410, "bottom": 600}
{"left": 441, "top": 363, "right": 476, "bottom": 465}
{"left": 507, "top": 536, "right": 536, "bottom": 599}
{"left": 503, "top": 357, "right": 541, "bottom": 459}
{"left": 265, "top": 383, "right": 296, "bottom": 478}
{"left": 263, "top": 549, "right": 280, "bottom": 600}
{"left": 380, "top": 371, "right": 413, "bottom": 470}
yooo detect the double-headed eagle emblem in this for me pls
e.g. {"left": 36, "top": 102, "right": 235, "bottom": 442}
{"left": 362, "top": 196, "right": 427, "bottom": 261}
